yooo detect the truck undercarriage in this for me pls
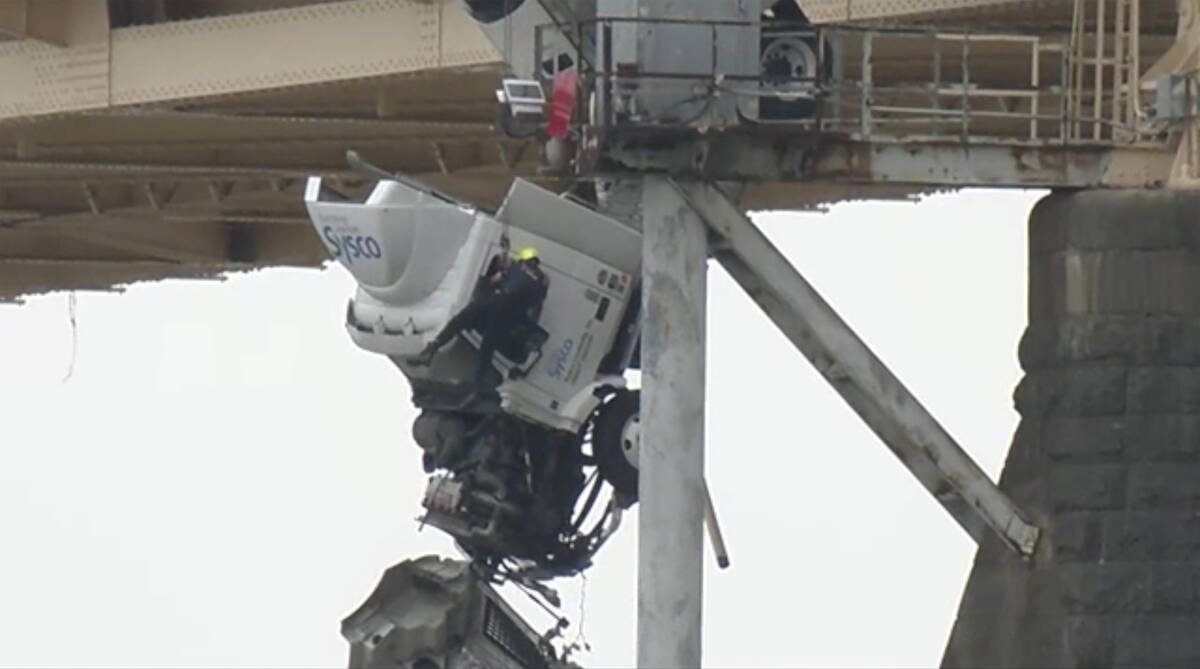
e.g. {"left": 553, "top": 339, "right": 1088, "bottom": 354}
{"left": 413, "top": 389, "right": 639, "bottom": 582}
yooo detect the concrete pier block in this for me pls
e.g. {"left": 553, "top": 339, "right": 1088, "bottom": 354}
{"left": 943, "top": 189, "right": 1200, "bottom": 668}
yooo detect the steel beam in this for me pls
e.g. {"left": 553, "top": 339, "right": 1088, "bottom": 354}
{"left": 0, "top": 0, "right": 107, "bottom": 46}
{"left": 109, "top": 0, "right": 493, "bottom": 107}
{"left": 0, "top": 257, "right": 243, "bottom": 302}
{"left": 801, "top": 0, "right": 1017, "bottom": 22}
{"left": 0, "top": 159, "right": 534, "bottom": 185}
{"left": 15, "top": 219, "right": 232, "bottom": 264}
{"left": 638, "top": 175, "right": 707, "bottom": 669}
{"left": 671, "top": 178, "right": 1040, "bottom": 557}
{"left": 0, "top": 0, "right": 498, "bottom": 120}
{"left": 1, "top": 207, "right": 314, "bottom": 264}
{"left": 0, "top": 114, "right": 504, "bottom": 149}
{"left": 798, "top": 0, "right": 1113, "bottom": 24}
{"left": 602, "top": 135, "right": 1175, "bottom": 188}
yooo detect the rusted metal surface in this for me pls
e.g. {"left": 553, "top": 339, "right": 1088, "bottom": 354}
{"left": 597, "top": 129, "right": 1171, "bottom": 188}
{"left": 808, "top": 139, "right": 1171, "bottom": 187}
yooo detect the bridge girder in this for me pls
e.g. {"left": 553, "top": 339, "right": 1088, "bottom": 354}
{"left": 0, "top": 0, "right": 497, "bottom": 120}
{"left": 0, "top": 0, "right": 1188, "bottom": 302}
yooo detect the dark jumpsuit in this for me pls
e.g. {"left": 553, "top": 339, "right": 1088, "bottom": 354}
{"left": 429, "top": 258, "right": 549, "bottom": 386}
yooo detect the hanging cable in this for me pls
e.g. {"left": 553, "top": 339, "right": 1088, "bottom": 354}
{"left": 61, "top": 291, "right": 78, "bottom": 383}
{"left": 563, "top": 572, "right": 592, "bottom": 660}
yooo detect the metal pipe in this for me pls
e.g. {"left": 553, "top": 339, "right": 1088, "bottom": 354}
{"left": 602, "top": 20, "right": 612, "bottom": 129}
{"left": 702, "top": 479, "right": 730, "bottom": 569}
{"left": 1130, "top": 0, "right": 1140, "bottom": 131}
{"left": 1031, "top": 40, "right": 1041, "bottom": 139}
{"left": 1094, "top": 0, "right": 1106, "bottom": 140}
{"left": 831, "top": 32, "right": 844, "bottom": 130}
{"left": 934, "top": 32, "right": 1044, "bottom": 43}
{"left": 932, "top": 32, "right": 943, "bottom": 136}
{"left": 1080, "top": 0, "right": 1089, "bottom": 140}
{"left": 1113, "top": 0, "right": 1126, "bottom": 140}
{"left": 638, "top": 175, "right": 707, "bottom": 669}
{"left": 869, "top": 105, "right": 1066, "bottom": 121}
{"left": 961, "top": 31, "right": 970, "bottom": 141}
{"left": 1061, "top": 36, "right": 1071, "bottom": 143}
{"left": 932, "top": 86, "right": 1040, "bottom": 96}
{"left": 861, "top": 32, "right": 873, "bottom": 137}
{"left": 534, "top": 23, "right": 544, "bottom": 82}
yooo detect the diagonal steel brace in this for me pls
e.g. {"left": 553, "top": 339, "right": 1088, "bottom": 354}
{"left": 670, "top": 178, "right": 1040, "bottom": 557}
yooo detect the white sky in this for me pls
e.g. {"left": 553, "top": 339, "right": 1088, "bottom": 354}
{"left": 0, "top": 188, "right": 1042, "bottom": 668}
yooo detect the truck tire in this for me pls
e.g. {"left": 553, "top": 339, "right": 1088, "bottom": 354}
{"left": 593, "top": 389, "right": 640, "bottom": 507}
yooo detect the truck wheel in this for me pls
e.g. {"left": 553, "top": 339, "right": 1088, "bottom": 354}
{"left": 593, "top": 389, "right": 640, "bottom": 507}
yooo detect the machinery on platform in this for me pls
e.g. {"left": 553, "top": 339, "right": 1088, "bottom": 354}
{"left": 305, "top": 156, "right": 644, "bottom": 583}
{"left": 475, "top": 0, "right": 829, "bottom": 133}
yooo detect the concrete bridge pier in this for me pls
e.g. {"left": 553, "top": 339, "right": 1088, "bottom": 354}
{"left": 943, "top": 189, "right": 1200, "bottom": 667}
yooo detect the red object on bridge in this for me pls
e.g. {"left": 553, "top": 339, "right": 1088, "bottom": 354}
{"left": 546, "top": 70, "right": 578, "bottom": 139}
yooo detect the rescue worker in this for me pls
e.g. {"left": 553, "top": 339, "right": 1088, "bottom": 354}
{"left": 408, "top": 246, "right": 549, "bottom": 392}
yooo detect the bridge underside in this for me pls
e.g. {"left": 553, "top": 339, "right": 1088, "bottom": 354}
{"left": 0, "top": 66, "right": 554, "bottom": 301}
{"left": 0, "top": 0, "right": 1181, "bottom": 301}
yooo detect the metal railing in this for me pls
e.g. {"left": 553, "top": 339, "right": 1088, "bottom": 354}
{"left": 1067, "top": 0, "right": 1143, "bottom": 142}
{"left": 533, "top": 15, "right": 1166, "bottom": 148}
{"left": 827, "top": 29, "right": 1073, "bottom": 143}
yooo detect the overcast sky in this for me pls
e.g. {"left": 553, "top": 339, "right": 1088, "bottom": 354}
{"left": 0, "top": 188, "right": 1042, "bottom": 668}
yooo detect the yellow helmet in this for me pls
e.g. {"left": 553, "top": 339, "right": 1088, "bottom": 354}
{"left": 516, "top": 246, "right": 539, "bottom": 262}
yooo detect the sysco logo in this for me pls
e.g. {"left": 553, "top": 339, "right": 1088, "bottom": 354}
{"left": 546, "top": 338, "right": 575, "bottom": 380}
{"left": 323, "top": 225, "right": 383, "bottom": 265}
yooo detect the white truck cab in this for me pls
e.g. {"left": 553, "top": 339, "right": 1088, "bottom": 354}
{"left": 304, "top": 176, "right": 641, "bottom": 434}
{"left": 306, "top": 163, "right": 645, "bottom": 577}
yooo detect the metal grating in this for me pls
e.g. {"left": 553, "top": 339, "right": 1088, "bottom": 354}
{"left": 481, "top": 598, "right": 547, "bottom": 669}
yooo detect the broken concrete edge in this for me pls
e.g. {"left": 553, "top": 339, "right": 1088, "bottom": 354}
{"left": 342, "top": 555, "right": 582, "bottom": 669}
